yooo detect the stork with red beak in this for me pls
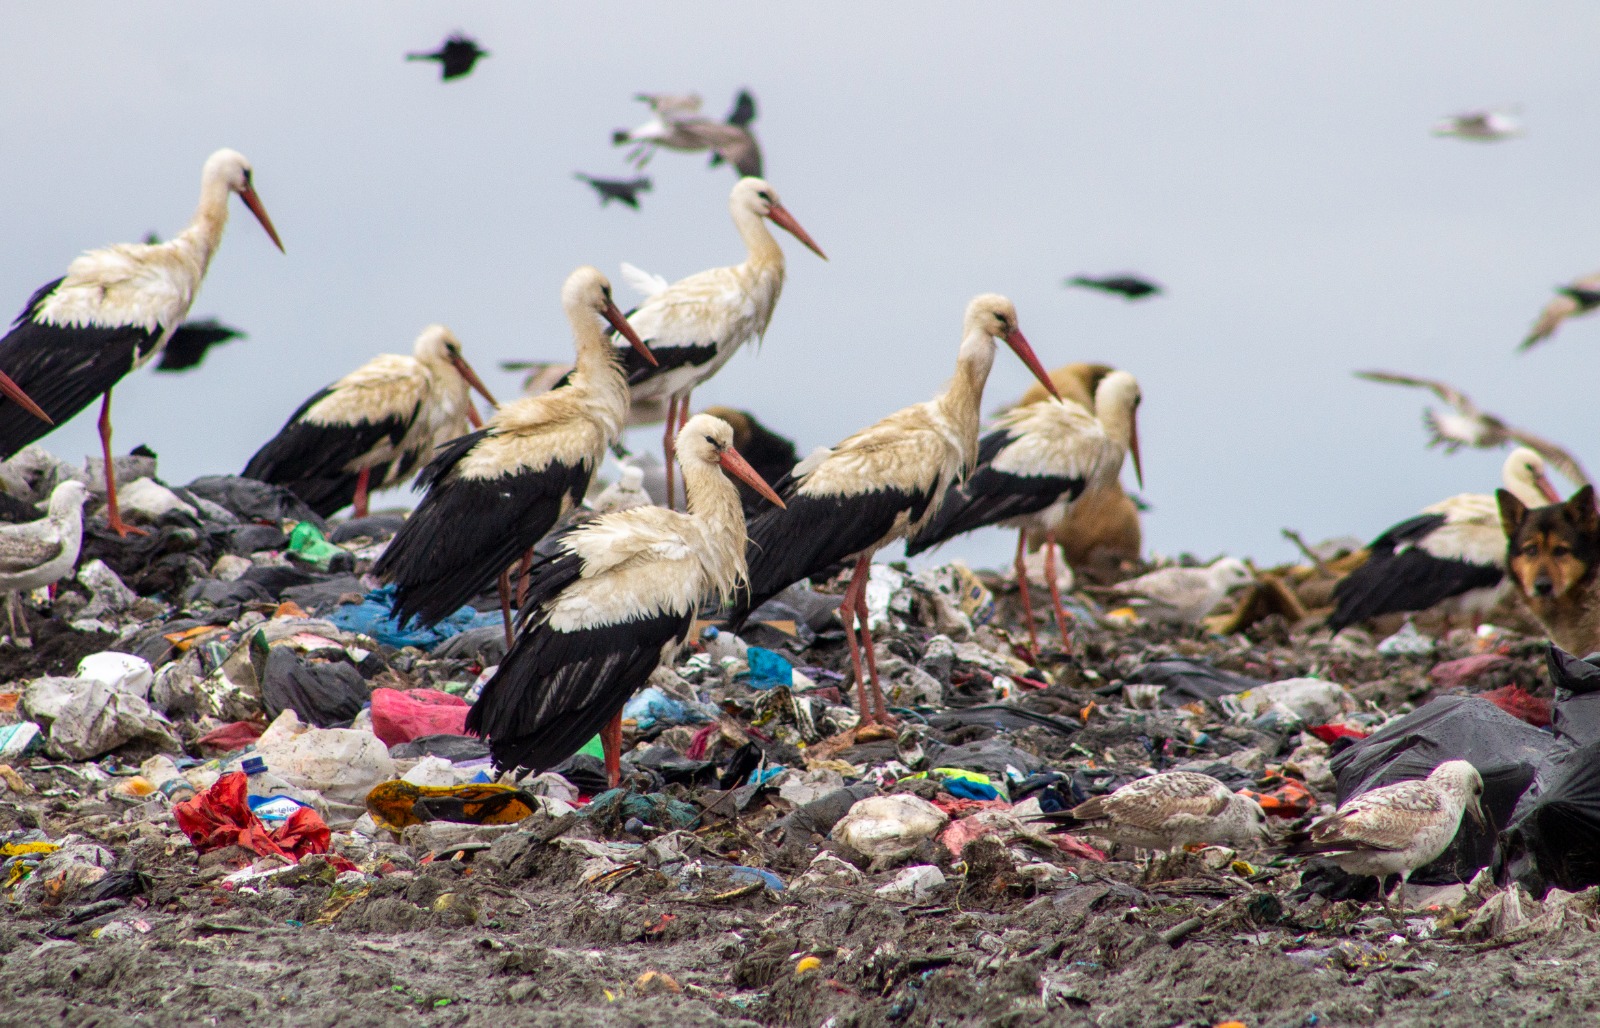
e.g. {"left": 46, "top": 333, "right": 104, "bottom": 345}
{"left": 727, "top": 294, "right": 1060, "bottom": 724}
{"left": 242, "top": 325, "right": 499, "bottom": 518}
{"left": 373, "top": 267, "right": 656, "bottom": 639}
{"left": 906, "top": 370, "right": 1142, "bottom": 650}
{"left": 466, "top": 412, "right": 784, "bottom": 787}
{"left": 0, "top": 148, "right": 284, "bottom": 536}
{"left": 605, "top": 176, "right": 825, "bottom": 508}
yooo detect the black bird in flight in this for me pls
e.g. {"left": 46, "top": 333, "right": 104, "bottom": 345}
{"left": 407, "top": 34, "right": 489, "bottom": 81}
{"left": 574, "top": 174, "right": 653, "bottom": 210}
{"left": 1067, "top": 275, "right": 1162, "bottom": 300}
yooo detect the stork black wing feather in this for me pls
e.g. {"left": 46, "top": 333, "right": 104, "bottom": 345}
{"left": 728, "top": 482, "right": 936, "bottom": 628}
{"left": 372, "top": 433, "right": 597, "bottom": 628}
{"left": 905, "top": 462, "right": 1087, "bottom": 556}
{"left": 0, "top": 308, "right": 154, "bottom": 458}
{"left": 241, "top": 389, "right": 418, "bottom": 518}
{"left": 1327, "top": 513, "right": 1502, "bottom": 631}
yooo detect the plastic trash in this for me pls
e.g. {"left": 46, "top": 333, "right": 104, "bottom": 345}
{"left": 75, "top": 652, "right": 154, "bottom": 700}
{"left": 1499, "top": 736, "right": 1600, "bottom": 896}
{"left": 369, "top": 687, "right": 470, "bottom": 747}
{"left": 284, "top": 521, "right": 351, "bottom": 572}
{"left": 1230, "top": 678, "right": 1353, "bottom": 726}
{"left": 1377, "top": 621, "right": 1435, "bottom": 656}
{"left": 1332, "top": 696, "right": 1554, "bottom": 883}
{"left": 260, "top": 647, "right": 369, "bottom": 728}
{"left": 364, "top": 780, "right": 539, "bottom": 832}
{"left": 743, "top": 647, "right": 796, "bottom": 689}
{"left": 619, "top": 687, "right": 711, "bottom": 732}
{"left": 328, "top": 584, "right": 504, "bottom": 651}
{"left": 831, "top": 793, "right": 949, "bottom": 867}
{"left": 1125, "top": 657, "right": 1264, "bottom": 710}
{"left": 20, "top": 675, "right": 181, "bottom": 760}
{"left": 701, "top": 625, "right": 749, "bottom": 663}
{"left": 875, "top": 864, "right": 946, "bottom": 902}
{"left": 251, "top": 709, "right": 396, "bottom": 809}
{"left": 0, "top": 722, "right": 44, "bottom": 759}
{"left": 174, "top": 771, "right": 330, "bottom": 859}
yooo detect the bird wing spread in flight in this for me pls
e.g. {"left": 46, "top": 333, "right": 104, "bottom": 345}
{"left": 1354, "top": 370, "right": 1481, "bottom": 419}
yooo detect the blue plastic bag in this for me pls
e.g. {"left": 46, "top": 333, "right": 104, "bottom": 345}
{"left": 328, "top": 584, "right": 504, "bottom": 650}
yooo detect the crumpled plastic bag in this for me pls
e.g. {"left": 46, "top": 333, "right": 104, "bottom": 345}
{"left": 21, "top": 675, "right": 181, "bottom": 760}
{"left": 328, "top": 584, "right": 503, "bottom": 650}
{"left": 261, "top": 647, "right": 368, "bottom": 728}
{"left": 174, "top": 772, "right": 330, "bottom": 859}
{"left": 831, "top": 793, "right": 949, "bottom": 868}
{"left": 369, "top": 687, "right": 469, "bottom": 746}
{"left": 251, "top": 709, "right": 395, "bottom": 807}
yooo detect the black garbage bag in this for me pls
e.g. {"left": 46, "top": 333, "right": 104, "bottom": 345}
{"left": 389, "top": 734, "right": 491, "bottom": 762}
{"left": 925, "top": 704, "right": 1080, "bottom": 737}
{"left": 280, "top": 575, "right": 367, "bottom": 615}
{"left": 1331, "top": 695, "right": 1555, "bottom": 884}
{"left": 260, "top": 647, "right": 369, "bottom": 728}
{"left": 429, "top": 625, "right": 509, "bottom": 666}
{"left": 1498, "top": 737, "right": 1600, "bottom": 896}
{"left": 185, "top": 474, "right": 325, "bottom": 528}
{"left": 1124, "top": 658, "right": 1263, "bottom": 710}
{"left": 1547, "top": 647, "right": 1600, "bottom": 750}
{"left": 331, "top": 514, "right": 406, "bottom": 543}
{"left": 218, "top": 523, "right": 290, "bottom": 555}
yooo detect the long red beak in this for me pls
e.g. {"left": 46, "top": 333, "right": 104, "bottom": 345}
{"left": 239, "top": 185, "right": 285, "bottom": 253}
{"left": 1535, "top": 470, "right": 1562, "bottom": 505}
{"left": 1128, "top": 414, "right": 1144, "bottom": 489}
{"left": 450, "top": 354, "right": 497, "bottom": 429}
{"left": 766, "top": 204, "right": 827, "bottom": 260}
{"left": 604, "top": 301, "right": 656, "bottom": 366}
{"left": 0, "top": 369, "right": 51, "bottom": 425}
{"left": 719, "top": 445, "right": 786, "bottom": 509}
{"left": 1005, "top": 329, "right": 1060, "bottom": 400}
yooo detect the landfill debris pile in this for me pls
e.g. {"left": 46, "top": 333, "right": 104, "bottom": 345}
{"left": 3, "top": 456, "right": 1600, "bottom": 1026}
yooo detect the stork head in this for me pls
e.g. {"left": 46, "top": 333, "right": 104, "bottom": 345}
{"left": 965, "top": 294, "right": 1060, "bottom": 401}
{"left": 203, "top": 149, "right": 285, "bottom": 253}
{"left": 678, "top": 413, "right": 786, "bottom": 510}
{"left": 732, "top": 178, "right": 827, "bottom": 260}
{"left": 1094, "top": 370, "right": 1144, "bottom": 488}
{"left": 563, "top": 265, "right": 655, "bottom": 367}
{"left": 414, "top": 325, "right": 499, "bottom": 426}
{"left": 1503, "top": 446, "right": 1562, "bottom": 505}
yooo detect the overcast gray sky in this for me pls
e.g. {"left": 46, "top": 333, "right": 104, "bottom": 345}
{"left": 3, "top": 3, "right": 1597, "bottom": 571}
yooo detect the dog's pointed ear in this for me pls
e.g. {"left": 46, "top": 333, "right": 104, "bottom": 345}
{"left": 1569, "top": 484, "right": 1599, "bottom": 535}
{"left": 1498, "top": 488, "right": 1529, "bottom": 539}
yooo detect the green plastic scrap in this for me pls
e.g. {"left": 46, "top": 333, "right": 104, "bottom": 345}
{"left": 286, "top": 521, "right": 345, "bottom": 571}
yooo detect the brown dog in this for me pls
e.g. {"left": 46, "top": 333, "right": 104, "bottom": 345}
{"left": 1497, "top": 484, "right": 1600, "bottom": 656}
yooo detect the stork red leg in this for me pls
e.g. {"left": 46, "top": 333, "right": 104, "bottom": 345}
{"left": 851, "top": 553, "right": 894, "bottom": 725}
{"left": 1014, "top": 530, "right": 1040, "bottom": 652}
{"left": 497, "top": 568, "right": 515, "bottom": 649}
{"left": 353, "top": 468, "right": 371, "bottom": 518}
{"left": 601, "top": 710, "right": 624, "bottom": 789}
{"left": 836, "top": 563, "right": 873, "bottom": 724}
{"left": 1044, "top": 537, "right": 1072, "bottom": 651}
{"left": 516, "top": 548, "right": 534, "bottom": 607}
{"left": 96, "top": 390, "right": 146, "bottom": 538}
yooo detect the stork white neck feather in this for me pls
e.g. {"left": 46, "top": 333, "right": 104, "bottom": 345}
{"left": 730, "top": 194, "right": 786, "bottom": 270}
{"left": 680, "top": 438, "right": 752, "bottom": 609}
{"left": 172, "top": 156, "right": 239, "bottom": 273}
{"left": 934, "top": 327, "right": 999, "bottom": 474}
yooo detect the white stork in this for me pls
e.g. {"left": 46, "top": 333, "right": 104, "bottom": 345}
{"left": 906, "top": 369, "right": 1142, "bottom": 650}
{"left": 0, "top": 148, "right": 284, "bottom": 536}
{"left": 242, "top": 325, "right": 499, "bottom": 518}
{"left": 727, "top": 294, "right": 1061, "bottom": 724}
{"left": 1520, "top": 270, "right": 1600, "bottom": 352}
{"left": 610, "top": 176, "right": 825, "bottom": 508}
{"left": 372, "top": 267, "right": 655, "bottom": 637}
{"left": 1328, "top": 446, "right": 1562, "bottom": 633}
{"left": 465, "top": 412, "right": 784, "bottom": 787}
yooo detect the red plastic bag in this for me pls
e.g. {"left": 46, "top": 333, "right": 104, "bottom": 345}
{"left": 1308, "top": 723, "right": 1368, "bottom": 745}
{"left": 195, "top": 721, "right": 265, "bottom": 755}
{"left": 174, "top": 772, "right": 329, "bottom": 859}
{"left": 369, "top": 688, "right": 469, "bottom": 747}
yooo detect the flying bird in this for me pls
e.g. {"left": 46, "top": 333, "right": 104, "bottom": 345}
{"left": 372, "top": 267, "right": 654, "bottom": 640}
{"left": 243, "top": 325, "right": 498, "bottom": 519}
{"left": 155, "top": 318, "right": 246, "bottom": 373}
{"left": 407, "top": 33, "right": 489, "bottom": 81}
{"left": 907, "top": 370, "right": 1141, "bottom": 649}
{"left": 574, "top": 174, "right": 652, "bottom": 210}
{"left": 1291, "top": 760, "right": 1484, "bottom": 918}
{"left": 1327, "top": 447, "right": 1561, "bottom": 633}
{"left": 1432, "top": 109, "right": 1521, "bottom": 142}
{"left": 1098, "top": 557, "right": 1254, "bottom": 626}
{"left": 0, "top": 148, "right": 284, "bottom": 536}
{"left": 466, "top": 413, "right": 784, "bottom": 788}
{"left": 1066, "top": 275, "right": 1161, "bottom": 300}
{"left": 1355, "top": 370, "right": 1590, "bottom": 487}
{"left": 1034, "top": 771, "right": 1269, "bottom": 854}
{"left": 727, "top": 295, "right": 1061, "bottom": 726}
{"left": 1520, "top": 271, "right": 1600, "bottom": 352}
{"left": 602, "top": 177, "right": 825, "bottom": 508}
{"left": 613, "top": 90, "right": 764, "bottom": 177}
{"left": 0, "top": 480, "right": 87, "bottom": 649}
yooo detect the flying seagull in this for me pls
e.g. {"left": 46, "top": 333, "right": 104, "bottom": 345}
{"left": 407, "top": 33, "right": 489, "bottom": 81}
{"left": 1521, "top": 271, "right": 1600, "bottom": 352}
{"left": 613, "top": 91, "right": 763, "bottom": 178}
{"left": 1432, "top": 109, "right": 1521, "bottom": 142}
{"left": 1355, "top": 369, "right": 1591, "bottom": 486}
{"left": 1066, "top": 275, "right": 1161, "bottom": 300}
{"left": 574, "top": 174, "right": 652, "bottom": 210}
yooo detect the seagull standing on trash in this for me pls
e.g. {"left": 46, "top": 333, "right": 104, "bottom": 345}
{"left": 0, "top": 480, "right": 88, "bottom": 649}
{"left": 1520, "top": 271, "right": 1600, "bottom": 352}
{"left": 466, "top": 413, "right": 784, "bottom": 788}
{"left": 906, "top": 370, "right": 1141, "bottom": 650}
{"left": 242, "top": 325, "right": 499, "bottom": 519}
{"left": 727, "top": 295, "right": 1061, "bottom": 726}
{"left": 1035, "top": 770, "right": 1270, "bottom": 854}
{"left": 1328, "top": 447, "right": 1561, "bottom": 634}
{"left": 372, "top": 267, "right": 655, "bottom": 642}
{"left": 1100, "top": 557, "right": 1253, "bottom": 626}
{"left": 0, "top": 148, "right": 284, "bottom": 536}
{"left": 601, "top": 177, "right": 825, "bottom": 508}
{"left": 1290, "top": 760, "right": 1484, "bottom": 919}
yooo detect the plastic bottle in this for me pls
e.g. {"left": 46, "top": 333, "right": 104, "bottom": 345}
{"left": 241, "top": 755, "right": 302, "bottom": 801}
{"left": 701, "top": 625, "right": 748, "bottom": 662}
